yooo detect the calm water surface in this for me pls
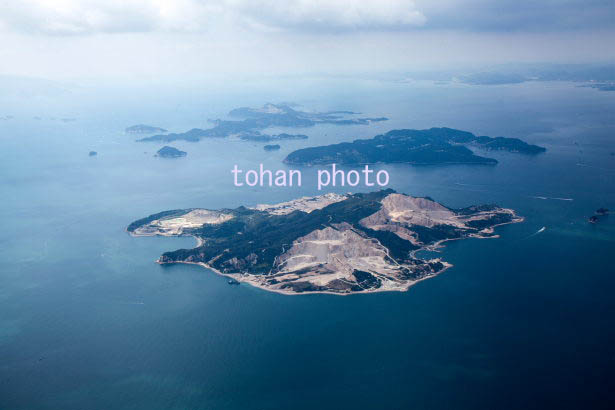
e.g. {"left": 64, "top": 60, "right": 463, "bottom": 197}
{"left": 1, "top": 78, "right": 614, "bottom": 409}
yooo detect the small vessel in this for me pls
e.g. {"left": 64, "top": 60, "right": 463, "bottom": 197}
{"left": 228, "top": 278, "right": 240, "bottom": 285}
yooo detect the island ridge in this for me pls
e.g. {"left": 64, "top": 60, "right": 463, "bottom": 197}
{"left": 127, "top": 190, "right": 523, "bottom": 295}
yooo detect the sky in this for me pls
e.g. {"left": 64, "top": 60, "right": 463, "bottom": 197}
{"left": 0, "top": 0, "right": 613, "bottom": 81}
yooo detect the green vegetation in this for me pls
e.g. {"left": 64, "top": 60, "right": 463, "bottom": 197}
{"left": 137, "top": 103, "right": 387, "bottom": 143}
{"left": 160, "top": 191, "right": 390, "bottom": 274}
{"left": 128, "top": 190, "right": 521, "bottom": 294}
{"left": 156, "top": 146, "right": 187, "bottom": 158}
{"left": 285, "top": 127, "right": 545, "bottom": 166}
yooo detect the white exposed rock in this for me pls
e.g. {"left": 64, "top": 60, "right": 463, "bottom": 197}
{"left": 272, "top": 222, "right": 407, "bottom": 291}
{"left": 132, "top": 209, "right": 233, "bottom": 236}
{"left": 361, "top": 194, "right": 463, "bottom": 229}
{"left": 252, "top": 193, "right": 347, "bottom": 215}
{"left": 360, "top": 193, "right": 514, "bottom": 245}
{"left": 132, "top": 191, "right": 522, "bottom": 295}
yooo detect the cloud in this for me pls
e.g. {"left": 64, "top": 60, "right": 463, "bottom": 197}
{"left": 0, "top": 0, "right": 612, "bottom": 36}
{"left": 0, "top": 0, "right": 219, "bottom": 35}
{"left": 229, "top": 0, "right": 426, "bottom": 31}
{"left": 413, "top": 0, "right": 615, "bottom": 32}
{"left": 0, "top": 0, "right": 425, "bottom": 36}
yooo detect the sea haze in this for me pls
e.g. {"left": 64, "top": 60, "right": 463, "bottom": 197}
{"left": 0, "top": 77, "right": 614, "bottom": 409}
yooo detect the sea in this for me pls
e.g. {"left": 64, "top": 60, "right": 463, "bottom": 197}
{"left": 1, "top": 76, "right": 614, "bottom": 409}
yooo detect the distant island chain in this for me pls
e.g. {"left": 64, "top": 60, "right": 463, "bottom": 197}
{"left": 231, "top": 164, "right": 390, "bottom": 190}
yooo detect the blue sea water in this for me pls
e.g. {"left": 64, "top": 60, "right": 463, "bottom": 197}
{"left": 1, "top": 78, "right": 614, "bottom": 409}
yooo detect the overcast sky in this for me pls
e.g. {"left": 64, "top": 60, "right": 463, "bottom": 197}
{"left": 0, "top": 0, "right": 613, "bottom": 80}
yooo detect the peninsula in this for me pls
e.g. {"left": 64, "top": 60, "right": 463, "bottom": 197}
{"left": 285, "top": 127, "right": 546, "bottom": 166}
{"left": 127, "top": 190, "right": 522, "bottom": 295}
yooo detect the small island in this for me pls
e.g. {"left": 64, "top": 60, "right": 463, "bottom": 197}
{"left": 284, "top": 127, "right": 546, "bottom": 166}
{"left": 155, "top": 146, "right": 186, "bottom": 158}
{"left": 583, "top": 83, "right": 615, "bottom": 92}
{"left": 596, "top": 208, "right": 609, "bottom": 215}
{"left": 589, "top": 208, "right": 610, "bottom": 223}
{"left": 126, "top": 124, "right": 168, "bottom": 134}
{"left": 128, "top": 190, "right": 522, "bottom": 295}
{"left": 264, "top": 144, "right": 281, "bottom": 151}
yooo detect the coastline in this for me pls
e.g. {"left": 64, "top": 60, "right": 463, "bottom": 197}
{"left": 155, "top": 258, "right": 453, "bottom": 296}
{"left": 128, "top": 229, "right": 451, "bottom": 296}
{"left": 410, "top": 214, "right": 525, "bottom": 258}
{"left": 132, "top": 212, "right": 521, "bottom": 296}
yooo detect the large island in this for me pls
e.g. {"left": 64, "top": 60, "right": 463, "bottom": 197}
{"left": 137, "top": 103, "right": 387, "bottom": 143}
{"left": 128, "top": 190, "right": 522, "bottom": 295}
{"left": 285, "top": 127, "right": 546, "bottom": 166}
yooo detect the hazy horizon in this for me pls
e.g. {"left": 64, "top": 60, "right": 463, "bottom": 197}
{"left": 1, "top": 1, "right": 614, "bottom": 82}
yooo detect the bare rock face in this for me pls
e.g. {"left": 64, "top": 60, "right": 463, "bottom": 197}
{"left": 359, "top": 194, "right": 459, "bottom": 245}
{"left": 131, "top": 209, "right": 233, "bottom": 236}
{"left": 128, "top": 190, "right": 522, "bottom": 295}
{"left": 379, "top": 194, "right": 459, "bottom": 227}
{"left": 272, "top": 223, "right": 406, "bottom": 291}
{"left": 359, "top": 193, "right": 513, "bottom": 245}
{"left": 252, "top": 193, "right": 347, "bottom": 215}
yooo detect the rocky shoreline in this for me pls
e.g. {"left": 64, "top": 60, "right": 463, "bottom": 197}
{"left": 128, "top": 190, "right": 523, "bottom": 295}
